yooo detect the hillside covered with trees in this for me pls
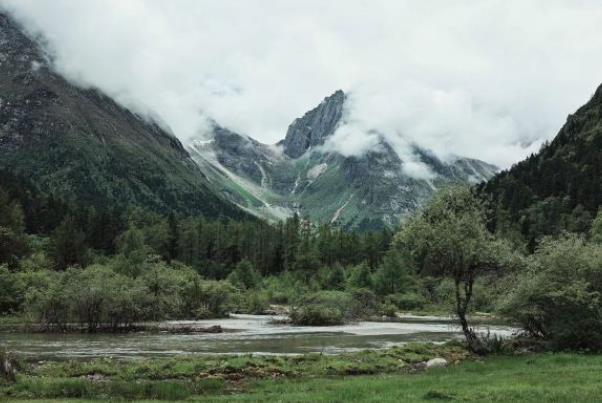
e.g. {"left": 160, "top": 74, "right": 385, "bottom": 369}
{"left": 483, "top": 84, "right": 602, "bottom": 249}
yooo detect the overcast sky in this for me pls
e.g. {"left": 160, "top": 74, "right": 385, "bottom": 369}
{"left": 3, "top": 0, "right": 602, "bottom": 169}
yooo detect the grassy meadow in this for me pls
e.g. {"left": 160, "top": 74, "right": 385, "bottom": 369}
{"left": 2, "top": 344, "right": 602, "bottom": 402}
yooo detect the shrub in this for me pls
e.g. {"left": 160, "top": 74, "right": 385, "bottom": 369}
{"left": 227, "top": 260, "right": 260, "bottom": 290}
{"left": 0, "top": 265, "right": 25, "bottom": 314}
{"left": 290, "top": 289, "right": 377, "bottom": 325}
{"left": 25, "top": 271, "right": 70, "bottom": 331}
{"left": 321, "top": 263, "right": 346, "bottom": 290}
{"left": 346, "top": 262, "right": 372, "bottom": 289}
{"left": 242, "top": 291, "right": 269, "bottom": 314}
{"left": 349, "top": 288, "right": 378, "bottom": 318}
{"left": 373, "top": 251, "right": 416, "bottom": 295}
{"left": 500, "top": 235, "right": 602, "bottom": 350}
{"left": 387, "top": 292, "right": 428, "bottom": 311}
{"left": 380, "top": 303, "right": 398, "bottom": 317}
{"left": 289, "top": 306, "right": 344, "bottom": 326}
{"left": 263, "top": 273, "right": 305, "bottom": 304}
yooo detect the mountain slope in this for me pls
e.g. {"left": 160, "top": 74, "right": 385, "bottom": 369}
{"left": 189, "top": 91, "right": 497, "bottom": 230}
{"left": 0, "top": 13, "right": 246, "bottom": 218}
{"left": 483, "top": 84, "right": 602, "bottom": 241}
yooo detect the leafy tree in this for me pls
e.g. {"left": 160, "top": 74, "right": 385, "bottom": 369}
{"left": 140, "top": 263, "right": 185, "bottom": 320}
{"left": 395, "top": 187, "right": 505, "bottom": 353}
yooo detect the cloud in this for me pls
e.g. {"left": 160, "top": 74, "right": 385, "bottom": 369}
{"left": 2, "top": 0, "right": 602, "bottom": 169}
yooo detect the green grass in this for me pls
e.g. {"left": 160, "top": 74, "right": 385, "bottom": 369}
{"left": 222, "top": 353, "right": 602, "bottom": 402}
{"left": 3, "top": 349, "right": 602, "bottom": 401}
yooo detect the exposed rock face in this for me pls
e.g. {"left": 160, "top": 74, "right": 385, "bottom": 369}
{"left": 188, "top": 90, "right": 497, "bottom": 230}
{"left": 0, "top": 12, "right": 245, "bottom": 218}
{"left": 281, "top": 90, "right": 345, "bottom": 158}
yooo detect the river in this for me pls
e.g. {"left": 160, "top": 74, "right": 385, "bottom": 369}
{"left": 1, "top": 314, "right": 515, "bottom": 359}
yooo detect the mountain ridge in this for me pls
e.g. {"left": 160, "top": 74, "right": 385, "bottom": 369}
{"left": 0, "top": 12, "right": 247, "bottom": 219}
{"left": 189, "top": 90, "right": 497, "bottom": 230}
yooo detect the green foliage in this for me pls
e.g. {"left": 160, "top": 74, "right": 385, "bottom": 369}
{"left": 591, "top": 209, "right": 602, "bottom": 244}
{"left": 239, "top": 291, "right": 270, "bottom": 314}
{"left": 51, "top": 216, "right": 87, "bottom": 270}
{"left": 22, "top": 260, "right": 235, "bottom": 329}
{"left": 482, "top": 88, "right": 602, "bottom": 246}
{"left": 0, "top": 265, "right": 25, "bottom": 314}
{"left": 395, "top": 187, "right": 509, "bottom": 353}
{"left": 373, "top": 250, "right": 415, "bottom": 295}
{"left": 500, "top": 234, "right": 602, "bottom": 350}
{"left": 347, "top": 262, "right": 373, "bottom": 289}
{"left": 290, "top": 291, "right": 350, "bottom": 325}
{"left": 289, "top": 305, "right": 344, "bottom": 326}
{"left": 387, "top": 292, "right": 428, "bottom": 311}
{"left": 380, "top": 303, "right": 398, "bottom": 317}
{"left": 227, "top": 260, "right": 261, "bottom": 290}
{"left": 320, "top": 263, "right": 346, "bottom": 290}
{"left": 290, "top": 289, "right": 378, "bottom": 325}
{"left": 0, "top": 189, "right": 27, "bottom": 267}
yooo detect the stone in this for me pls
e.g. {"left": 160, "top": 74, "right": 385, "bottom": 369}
{"left": 425, "top": 358, "right": 448, "bottom": 369}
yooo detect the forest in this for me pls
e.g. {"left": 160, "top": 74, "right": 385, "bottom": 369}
{"left": 2, "top": 166, "right": 602, "bottom": 355}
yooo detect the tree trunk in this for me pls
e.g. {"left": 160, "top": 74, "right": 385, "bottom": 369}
{"left": 0, "top": 352, "right": 16, "bottom": 383}
{"left": 455, "top": 277, "right": 486, "bottom": 354}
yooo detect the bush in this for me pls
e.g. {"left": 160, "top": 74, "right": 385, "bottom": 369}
{"left": 500, "top": 235, "right": 602, "bottom": 350}
{"left": 0, "top": 265, "right": 25, "bottom": 314}
{"left": 349, "top": 288, "right": 378, "bottom": 318}
{"left": 289, "top": 289, "right": 378, "bottom": 325}
{"left": 321, "top": 264, "right": 346, "bottom": 290}
{"left": 263, "top": 273, "right": 305, "bottom": 304}
{"left": 289, "top": 306, "right": 344, "bottom": 326}
{"left": 380, "top": 303, "right": 398, "bottom": 317}
{"left": 373, "top": 251, "right": 416, "bottom": 295}
{"left": 243, "top": 291, "right": 269, "bottom": 314}
{"left": 24, "top": 263, "right": 235, "bottom": 329}
{"left": 387, "top": 292, "right": 428, "bottom": 311}
{"left": 346, "top": 262, "right": 372, "bottom": 289}
{"left": 227, "top": 260, "right": 260, "bottom": 290}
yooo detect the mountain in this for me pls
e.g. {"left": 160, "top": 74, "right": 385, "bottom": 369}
{"left": 189, "top": 91, "right": 497, "bottom": 230}
{"left": 0, "top": 13, "right": 246, "bottom": 219}
{"left": 483, "top": 84, "right": 602, "bottom": 243}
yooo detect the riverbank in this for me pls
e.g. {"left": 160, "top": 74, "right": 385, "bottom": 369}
{"left": 0, "top": 343, "right": 470, "bottom": 400}
{"left": 2, "top": 346, "right": 602, "bottom": 401}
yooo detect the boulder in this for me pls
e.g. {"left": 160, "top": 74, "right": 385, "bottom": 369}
{"left": 425, "top": 358, "right": 448, "bottom": 369}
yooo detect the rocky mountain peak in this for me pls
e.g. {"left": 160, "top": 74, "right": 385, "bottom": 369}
{"left": 281, "top": 89, "right": 345, "bottom": 158}
{"left": 0, "top": 13, "right": 47, "bottom": 71}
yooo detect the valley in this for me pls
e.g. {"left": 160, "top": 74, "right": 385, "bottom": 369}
{"left": 0, "top": 4, "right": 601, "bottom": 403}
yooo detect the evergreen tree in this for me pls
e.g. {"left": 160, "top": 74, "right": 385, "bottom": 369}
{"left": 52, "top": 216, "right": 87, "bottom": 269}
